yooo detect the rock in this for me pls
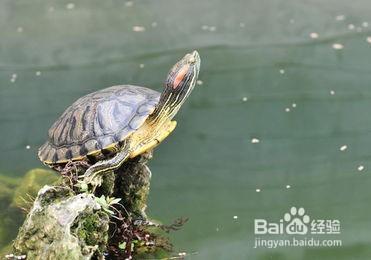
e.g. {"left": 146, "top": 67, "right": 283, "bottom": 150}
{"left": 0, "top": 175, "right": 22, "bottom": 250}
{"left": 13, "top": 186, "right": 109, "bottom": 259}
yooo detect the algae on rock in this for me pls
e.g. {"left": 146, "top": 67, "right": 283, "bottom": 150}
{"left": 12, "top": 168, "right": 59, "bottom": 210}
{"left": 0, "top": 175, "right": 22, "bottom": 250}
{"left": 10, "top": 152, "right": 183, "bottom": 259}
{"left": 13, "top": 186, "right": 109, "bottom": 260}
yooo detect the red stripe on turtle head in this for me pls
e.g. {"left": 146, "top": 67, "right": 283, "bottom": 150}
{"left": 172, "top": 64, "right": 190, "bottom": 89}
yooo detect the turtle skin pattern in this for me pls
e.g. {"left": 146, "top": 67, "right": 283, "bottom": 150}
{"left": 38, "top": 85, "right": 160, "bottom": 164}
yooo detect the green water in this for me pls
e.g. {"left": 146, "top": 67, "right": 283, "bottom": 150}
{"left": 2, "top": 0, "right": 371, "bottom": 259}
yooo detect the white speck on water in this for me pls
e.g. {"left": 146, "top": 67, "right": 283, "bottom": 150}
{"left": 242, "top": 96, "right": 248, "bottom": 102}
{"left": 348, "top": 24, "right": 355, "bottom": 30}
{"left": 279, "top": 69, "right": 285, "bottom": 74}
{"left": 340, "top": 145, "right": 348, "bottom": 151}
{"left": 17, "top": 27, "right": 23, "bottom": 33}
{"left": 48, "top": 6, "right": 55, "bottom": 12}
{"left": 309, "top": 32, "right": 319, "bottom": 39}
{"left": 26, "top": 145, "right": 31, "bottom": 149}
{"left": 362, "top": 22, "right": 369, "bottom": 28}
{"left": 209, "top": 26, "right": 216, "bottom": 32}
{"left": 66, "top": 3, "right": 75, "bottom": 9}
{"left": 330, "top": 90, "right": 335, "bottom": 95}
{"left": 202, "top": 25, "right": 216, "bottom": 32}
{"left": 233, "top": 215, "right": 238, "bottom": 219}
{"left": 251, "top": 138, "right": 260, "bottom": 144}
{"left": 285, "top": 107, "right": 291, "bottom": 112}
{"left": 292, "top": 103, "right": 297, "bottom": 108}
{"left": 10, "top": 73, "right": 17, "bottom": 82}
{"left": 336, "top": 15, "right": 345, "bottom": 21}
{"left": 286, "top": 184, "right": 291, "bottom": 189}
{"left": 139, "top": 64, "right": 144, "bottom": 69}
{"left": 125, "top": 1, "right": 133, "bottom": 7}
{"left": 196, "top": 80, "right": 203, "bottom": 85}
{"left": 36, "top": 71, "right": 41, "bottom": 76}
{"left": 289, "top": 19, "right": 295, "bottom": 24}
{"left": 367, "top": 37, "right": 371, "bottom": 43}
{"left": 151, "top": 22, "right": 157, "bottom": 27}
{"left": 132, "top": 26, "right": 145, "bottom": 32}
{"left": 332, "top": 43, "right": 344, "bottom": 50}
{"left": 358, "top": 165, "right": 365, "bottom": 171}
{"left": 239, "top": 22, "right": 245, "bottom": 28}
{"left": 216, "top": 227, "right": 219, "bottom": 231}
{"left": 256, "top": 188, "right": 261, "bottom": 192}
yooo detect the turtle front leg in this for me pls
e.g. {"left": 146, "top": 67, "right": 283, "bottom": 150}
{"left": 83, "top": 148, "right": 130, "bottom": 190}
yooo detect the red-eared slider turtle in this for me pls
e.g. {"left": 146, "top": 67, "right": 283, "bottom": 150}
{"left": 38, "top": 51, "right": 200, "bottom": 183}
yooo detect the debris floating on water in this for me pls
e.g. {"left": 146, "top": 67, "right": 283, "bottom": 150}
{"left": 279, "top": 69, "right": 285, "bottom": 74}
{"left": 348, "top": 24, "right": 355, "bottom": 30}
{"left": 256, "top": 188, "right": 261, "bottom": 193}
{"left": 309, "top": 32, "right": 319, "bottom": 39}
{"left": 66, "top": 3, "right": 75, "bottom": 10}
{"left": 285, "top": 107, "right": 291, "bottom": 112}
{"left": 201, "top": 25, "right": 217, "bottom": 32}
{"left": 358, "top": 165, "right": 365, "bottom": 172}
{"left": 332, "top": 43, "right": 344, "bottom": 50}
{"left": 367, "top": 37, "right": 371, "bottom": 43}
{"left": 10, "top": 73, "right": 17, "bottom": 83}
{"left": 292, "top": 103, "right": 297, "bottom": 108}
{"left": 132, "top": 26, "right": 146, "bottom": 32}
{"left": 251, "top": 138, "right": 260, "bottom": 144}
{"left": 335, "top": 15, "right": 346, "bottom": 21}
{"left": 139, "top": 64, "right": 144, "bottom": 69}
{"left": 196, "top": 80, "right": 203, "bottom": 85}
{"left": 330, "top": 90, "right": 335, "bottom": 95}
{"left": 362, "top": 22, "right": 369, "bottom": 28}
{"left": 209, "top": 26, "right": 216, "bottom": 32}
{"left": 339, "top": 145, "right": 348, "bottom": 151}
{"left": 36, "top": 71, "right": 41, "bottom": 76}
{"left": 26, "top": 145, "right": 31, "bottom": 149}
{"left": 242, "top": 96, "right": 248, "bottom": 102}
{"left": 233, "top": 215, "right": 238, "bottom": 220}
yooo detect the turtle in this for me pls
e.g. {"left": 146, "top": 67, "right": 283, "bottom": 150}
{"left": 38, "top": 51, "right": 200, "bottom": 185}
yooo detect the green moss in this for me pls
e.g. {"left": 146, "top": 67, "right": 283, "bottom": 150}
{"left": 12, "top": 168, "right": 60, "bottom": 209}
{"left": 0, "top": 175, "right": 23, "bottom": 250}
{"left": 96, "top": 170, "right": 115, "bottom": 197}
{"left": 72, "top": 211, "right": 110, "bottom": 255}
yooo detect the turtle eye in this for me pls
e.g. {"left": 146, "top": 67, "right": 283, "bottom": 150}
{"left": 172, "top": 64, "right": 189, "bottom": 89}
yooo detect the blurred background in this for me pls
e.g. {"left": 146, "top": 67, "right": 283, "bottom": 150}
{"left": 1, "top": 0, "right": 371, "bottom": 259}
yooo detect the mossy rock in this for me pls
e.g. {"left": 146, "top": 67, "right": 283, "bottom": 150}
{"left": 13, "top": 186, "right": 109, "bottom": 259}
{"left": 12, "top": 168, "right": 59, "bottom": 209}
{"left": 0, "top": 175, "right": 22, "bottom": 249}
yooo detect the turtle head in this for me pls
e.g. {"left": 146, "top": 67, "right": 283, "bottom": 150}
{"left": 152, "top": 51, "right": 200, "bottom": 121}
{"left": 165, "top": 50, "right": 200, "bottom": 93}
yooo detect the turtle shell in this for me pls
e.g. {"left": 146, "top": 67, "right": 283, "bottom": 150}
{"left": 38, "top": 85, "right": 160, "bottom": 164}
